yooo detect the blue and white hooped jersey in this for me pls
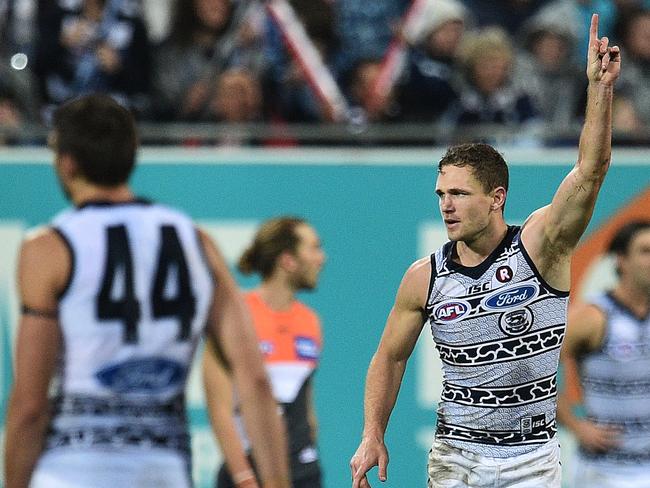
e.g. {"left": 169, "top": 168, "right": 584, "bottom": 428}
{"left": 426, "top": 226, "right": 568, "bottom": 457}
{"left": 47, "top": 200, "right": 214, "bottom": 461}
{"left": 578, "top": 293, "right": 650, "bottom": 466}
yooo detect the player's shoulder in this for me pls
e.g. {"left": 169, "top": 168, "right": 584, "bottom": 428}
{"left": 570, "top": 299, "right": 606, "bottom": 319}
{"left": 19, "top": 226, "right": 72, "bottom": 287}
{"left": 150, "top": 201, "right": 196, "bottom": 222}
{"left": 404, "top": 256, "right": 433, "bottom": 283}
{"left": 294, "top": 300, "right": 320, "bottom": 322}
{"left": 22, "top": 226, "right": 68, "bottom": 255}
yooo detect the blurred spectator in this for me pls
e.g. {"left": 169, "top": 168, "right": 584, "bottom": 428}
{"left": 210, "top": 67, "right": 261, "bottom": 122}
{"left": 399, "top": 0, "right": 467, "bottom": 122}
{"left": 34, "top": 0, "right": 151, "bottom": 118}
{"left": 262, "top": 0, "right": 341, "bottom": 122}
{"left": 612, "top": 0, "right": 650, "bottom": 20}
{"left": 531, "top": 0, "right": 617, "bottom": 60}
{"left": 336, "top": 0, "right": 410, "bottom": 71}
{"left": 140, "top": 0, "right": 174, "bottom": 42}
{"left": 613, "top": 8, "right": 650, "bottom": 133}
{"left": 151, "top": 0, "right": 263, "bottom": 121}
{"left": 344, "top": 58, "right": 401, "bottom": 122}
{"left": 443, "top": 27, "right": 540, "bottom": 133}
{"left": 518, "top": 8, "right": 586, "bottom": 134}
{"left": 0, "top": 0, "right": 40, "bottom": 131}
{"left": 459, "top": 0, "right": 545, "bottom": 34}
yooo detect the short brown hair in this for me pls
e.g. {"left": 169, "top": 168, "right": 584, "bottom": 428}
{"left": 238, "top": 217, "right": 307, "bottom": 279}
{"left": 438, "top": 143, "right": 509, "bottom": 195}
{"left": 53, "top": 94, "right": 137, "bottom": 186}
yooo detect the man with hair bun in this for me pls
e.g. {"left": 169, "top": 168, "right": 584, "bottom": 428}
{"left": 558, "top": 220, "right": 650, "bottom": 487}
{"left": 203, "top": 216, "right": 326, "bottom": 488}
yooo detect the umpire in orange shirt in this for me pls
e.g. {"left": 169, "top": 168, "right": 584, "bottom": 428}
{"left": 203, "top": 217, "right": 326, "bottom": 488}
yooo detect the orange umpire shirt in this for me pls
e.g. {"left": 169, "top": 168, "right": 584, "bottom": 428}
{"left": 244, "top": 291, "right": 322, "bottom": 477}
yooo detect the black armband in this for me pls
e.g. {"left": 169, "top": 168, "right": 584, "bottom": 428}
{"left": 21, "top": 305, "right": 58, "bottom": 319}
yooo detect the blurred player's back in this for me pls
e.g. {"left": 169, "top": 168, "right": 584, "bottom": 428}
{"left": 31, "top": 200, "right": 214, "bottom": 488}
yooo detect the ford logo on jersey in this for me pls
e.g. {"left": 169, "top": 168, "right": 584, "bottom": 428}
{"left": 295, "top": 337, "right": 319, "bottom": 360}
{"left": 96, "top": 357, "right": 186, "bottom": 393}
{"left": 433, "top": 300, "right": 471, "bottom": 322}
{"left": 482, "top": 283, "right": 539, "bottom": 310}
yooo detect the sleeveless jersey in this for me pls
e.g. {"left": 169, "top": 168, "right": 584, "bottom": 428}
{"left": 234, "top": 291, "right": 322, "bottom": 480}
{"left": 578, "top": 292, "right": 650, "bottom": 466}
{"left": 47, "top": 200, "right": 214, "bottom": 465}
{"left": 426, "top": 226, "right": 568, "bottom": 457}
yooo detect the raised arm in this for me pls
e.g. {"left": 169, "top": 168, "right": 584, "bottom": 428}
{"left": 4, "top": 230, "right": 69, "bottom": 488}
{"left": 350, "top": 257, "right": 430, "bottom": 488}
{"left": 202, "top": 340, "right": 260, "bottom": 488}
{"left": 198, "top": 230, "right": 290, "bottom": 488}
{"left": 556, "top": 302, "right": 620, "bottom": 452}
{"left": 522, "top": 15, "right": 621, "bottom": 286}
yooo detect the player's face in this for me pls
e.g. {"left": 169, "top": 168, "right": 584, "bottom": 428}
{"left": 435, "top": 165, "right": 496, "bottom": 243}
{"left": 290, "top": 224, "right": 326, "bottom": 291}
{"left": 621, "top": 229, "right": 650, "bottom": 294}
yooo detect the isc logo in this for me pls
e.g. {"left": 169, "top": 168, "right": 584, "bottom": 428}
{"left": 433, "top": 300, "right": 470, "bottom": 323}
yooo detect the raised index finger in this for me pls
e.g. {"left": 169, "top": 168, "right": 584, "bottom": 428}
{"left": 589, "top": 13, "right": 599, "bottom": 44}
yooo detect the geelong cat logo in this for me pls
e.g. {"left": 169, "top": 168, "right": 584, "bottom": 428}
{"left": 433, "top": 300, "right": 471, "bottom": 322}
{"left": 499, "top": 307, "right": 533, "bottom": 336}
{"left": 482, "top": 283, "right": 539, "bottom": 310}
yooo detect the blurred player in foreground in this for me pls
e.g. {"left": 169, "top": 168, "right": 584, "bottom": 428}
{"left": 3, "top": 94, "right": 290, "bottom": 488}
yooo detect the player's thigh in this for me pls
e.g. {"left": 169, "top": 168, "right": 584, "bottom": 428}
{"left": 427, "top": 441, "right": 485, "bottom": 488}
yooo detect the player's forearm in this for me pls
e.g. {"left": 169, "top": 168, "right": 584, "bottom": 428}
{"left": 237, "top": 375, "right": 291, "bottom": 488}
{"left": 362, "top": 351, "right": 407, "bottom": 440}
{"left": 577, "top": 82, "right": 614, "bottom": 179}
{"left": 556, "top": 389, "right": 584, "bottom": 435}
{"left": 4, "top": 400, "right": 49, "bottom": 488}
{"left": 209, "top": 407, "right": 255, "bottom": 481}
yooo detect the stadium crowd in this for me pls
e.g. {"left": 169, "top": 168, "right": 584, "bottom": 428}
{"left": 0, "top": 0, "right": 649, "bottom": 145}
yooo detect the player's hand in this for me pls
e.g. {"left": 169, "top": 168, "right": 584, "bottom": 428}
{"left": 350, "top": 435, "right": 389, "bottom": 487}
{"left": 574, "top": 419, "right": 621, "bottom": 453}
{"left": 586, "top": 14, "right": 621, "bottom": 86}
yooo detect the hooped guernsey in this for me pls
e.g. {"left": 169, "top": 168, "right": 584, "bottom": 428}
{"left": 578, "top": 292, "right": 650, "bottom": 466}
{"left": 43, "top": 200, "right": 214, "bottom": 470}
{"left": 426, "top": 226, "right": 568, "bottom": 457}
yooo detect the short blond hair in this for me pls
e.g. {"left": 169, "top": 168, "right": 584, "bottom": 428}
{"left": 458, "top": 27, "right": 513, "bottom": 73}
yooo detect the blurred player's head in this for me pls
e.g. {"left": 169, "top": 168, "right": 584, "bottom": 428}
{"left": 608, "top": 220, "right": 650, "bottom": 291}
{"left": 239, "top": 217, "right": 326, "bottom": 290}
{"left": 436, "top": 143, "right": 508, "bottom": 241}
{"left": 50, "top": 94, "right": 137, "bottom": 199}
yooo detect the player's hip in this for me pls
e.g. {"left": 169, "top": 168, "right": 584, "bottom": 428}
{"left": 427, "top": 438, "right": 561, "bottom": 488}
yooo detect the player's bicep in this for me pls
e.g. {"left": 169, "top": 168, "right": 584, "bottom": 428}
{"left": 376, "top": 261, "right": 430, "bottom": 363}
{"left": 12, "top": 231, "right": 68, "bottom": 410}
{"left": 19, "top": 229, "right": 70, "bottom": 313}
{"left": 11, "top": 314, "right": 62, "bottom": 411}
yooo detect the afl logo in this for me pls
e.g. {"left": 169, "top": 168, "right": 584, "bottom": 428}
{"left": 499, "top": 307, "right": 533, "bottom": 336}
{"left": 482, "top": 283, "right": 539, "bottom": 310}
{"left": 433, "top": 300, "right": 471, "bottom": 323}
